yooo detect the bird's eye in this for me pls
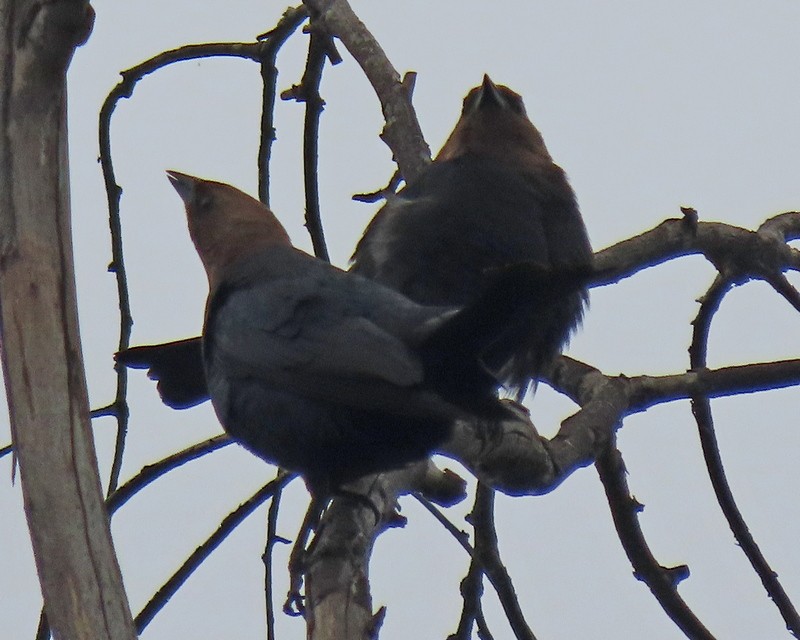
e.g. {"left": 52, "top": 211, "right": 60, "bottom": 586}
{"left": 195, "top": 189, "right": 215, "bottom": 215}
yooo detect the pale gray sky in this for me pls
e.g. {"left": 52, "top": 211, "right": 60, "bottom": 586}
{"left": 3, "top": 1, "right": 800, "bottom": 638}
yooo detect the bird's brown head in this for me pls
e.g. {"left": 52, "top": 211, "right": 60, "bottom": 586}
{"left": 436, "top": 75, "right": 553, "bottom": 167}
{"left": 166, "top": 171, "right": 291, "bottom": 288}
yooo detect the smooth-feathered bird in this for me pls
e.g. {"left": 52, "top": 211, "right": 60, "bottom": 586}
{"left": 160, "top": 171, "right": 589, "bottom": 493}
{"left": 120, "top": 75, "right": 591, "bottom": 406}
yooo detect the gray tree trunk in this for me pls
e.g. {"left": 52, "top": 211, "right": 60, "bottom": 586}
{"left": 0, "top": 2, "right": 136, "bottom": 638}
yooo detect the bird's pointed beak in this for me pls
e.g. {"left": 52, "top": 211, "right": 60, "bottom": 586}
{"left": 166, "top": 170, "right": 199, "bottom": 205}
{"left": 477, "top": 74, "right": 505, "bottom": 109}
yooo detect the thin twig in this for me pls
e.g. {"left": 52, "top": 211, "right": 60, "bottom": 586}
{"left": 446, "top": 487, "right": 498, "bottom": 640}
{"left": 281, "top": 23, "right": 336, "bottom": 261}
{"left": 98, "top": 78, "right": 130, "bottom": 494}
{"left": 0, "top": 443, "right": 12, "bottom": 460}
{"left": 352, "top": 169, "right": 403, "bottom": 203}
{"left": 98, "top": 41, "right": 273, "bottom": 494}
{"left": 471, "top": 484, "right": 536, "bottom": 640}
{"left": 413, "top": 493, "right": 474, "bottom": 558}
{"left": 302, "top": 0, "right": 431, "bottom": 182}
{"left": 135, "top": 475, "right": 293, "bottom": 633}
{"left": 106, "top": 435, "right": 232, "bottom": 515}
{"left": 596, "top": 442, "right": 716, "bottom": 639}
{"left": 690, "top": 275, "right": 800, "bottom": 636}
{"left": 448, "top": 556, "right": 485, "bottom": 640}
{"left": 417, "top": 490, "right": 533, "bottom": 639}
{"left": 256, "top": 6, "right": 309, "bottom": 205}
{"left": 263, "top": 483, "right": 289, "bottom": 640}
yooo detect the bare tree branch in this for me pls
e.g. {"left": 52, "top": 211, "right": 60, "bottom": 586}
{"left": 263, "top": 484, "right": 289, "bottom": 640}
{"left": 256, "top": 6, "right": 309, "bottom": 206}
{"left": 448, "top": 551, "right": 491, "bottom": 640}
{"left": 106, "top": 434, "right": 232, "bottom": 515}
{"left": 471, "top": 484, "right": 537, "bottom": 640}
{"left": 594, "top": 215, "right": 800, "bottom": 286}
{"left": 135, "top": 474, "right": 292, "bottom": 633}
{"left": 690, "top": 276, "right": 800, "bottom": 636}
{"left": 596, "top": 442, "right": 716, "bottom": 639}
{"left": 281, "top": 22, "right": 341, "bottom": 261}
{"left": 97, "top": 40, "right": 275, "bottom": 494}
{"left": 303, "top": 463, "right": 465, "bottom": 640}
{"left": 301, "top": 0, "right": 431, "bottom": 181}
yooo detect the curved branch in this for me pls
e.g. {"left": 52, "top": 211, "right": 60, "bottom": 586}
{"left": 106, "top": 435, "right": 232, "bottom": 515}
{"left": 97, "top": 40, "right": 274, "bottom": 494}
{"left": 596, "top": 443, "right": 716, "bottom": 639}
{"left": 689, "top": 276, "right": 800, "bottom": 635}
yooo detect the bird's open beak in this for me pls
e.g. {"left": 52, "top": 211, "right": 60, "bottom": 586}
{"left": 166, "top": 170, "right": 199, "bottom": 204}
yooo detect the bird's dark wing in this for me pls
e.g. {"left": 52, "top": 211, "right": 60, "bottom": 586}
{"left": 352, "top": 155, "right": 593, "bottom": 385}
{"left": 420, "top": 262, "right": 595, "bottom": 392}
{"left": 204, "top": 255, "right": 446, "bottom": 415}
{"left": 116, "top": 338, "right": 207, "bottom": 409}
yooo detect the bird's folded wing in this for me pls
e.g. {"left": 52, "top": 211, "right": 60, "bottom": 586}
{"left": 207, "top": 282, "right": 428, "bottom": 410}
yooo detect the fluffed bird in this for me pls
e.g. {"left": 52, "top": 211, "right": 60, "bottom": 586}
{"left": 352, "top": 74, "right": 593, "bottom": 388}
{"left": 158, "top": 171, "right": 589, "bottom": 493}
{"left": 119, "top": 75, "right": 591, "bottom": 405}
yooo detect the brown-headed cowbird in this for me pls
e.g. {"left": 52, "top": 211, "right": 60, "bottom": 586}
{"left": 352, "top": 74, "right": 592, "bottom": 388}
{"left": 119, "top": 75, "right": 591, "bottom": 405}
{"left": 162, "top": 171, "right": 589, "bottom": 492}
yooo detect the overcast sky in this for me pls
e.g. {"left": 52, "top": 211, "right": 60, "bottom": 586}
{"left": 2, "top": 1, "right": 800, "bottom": 638}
